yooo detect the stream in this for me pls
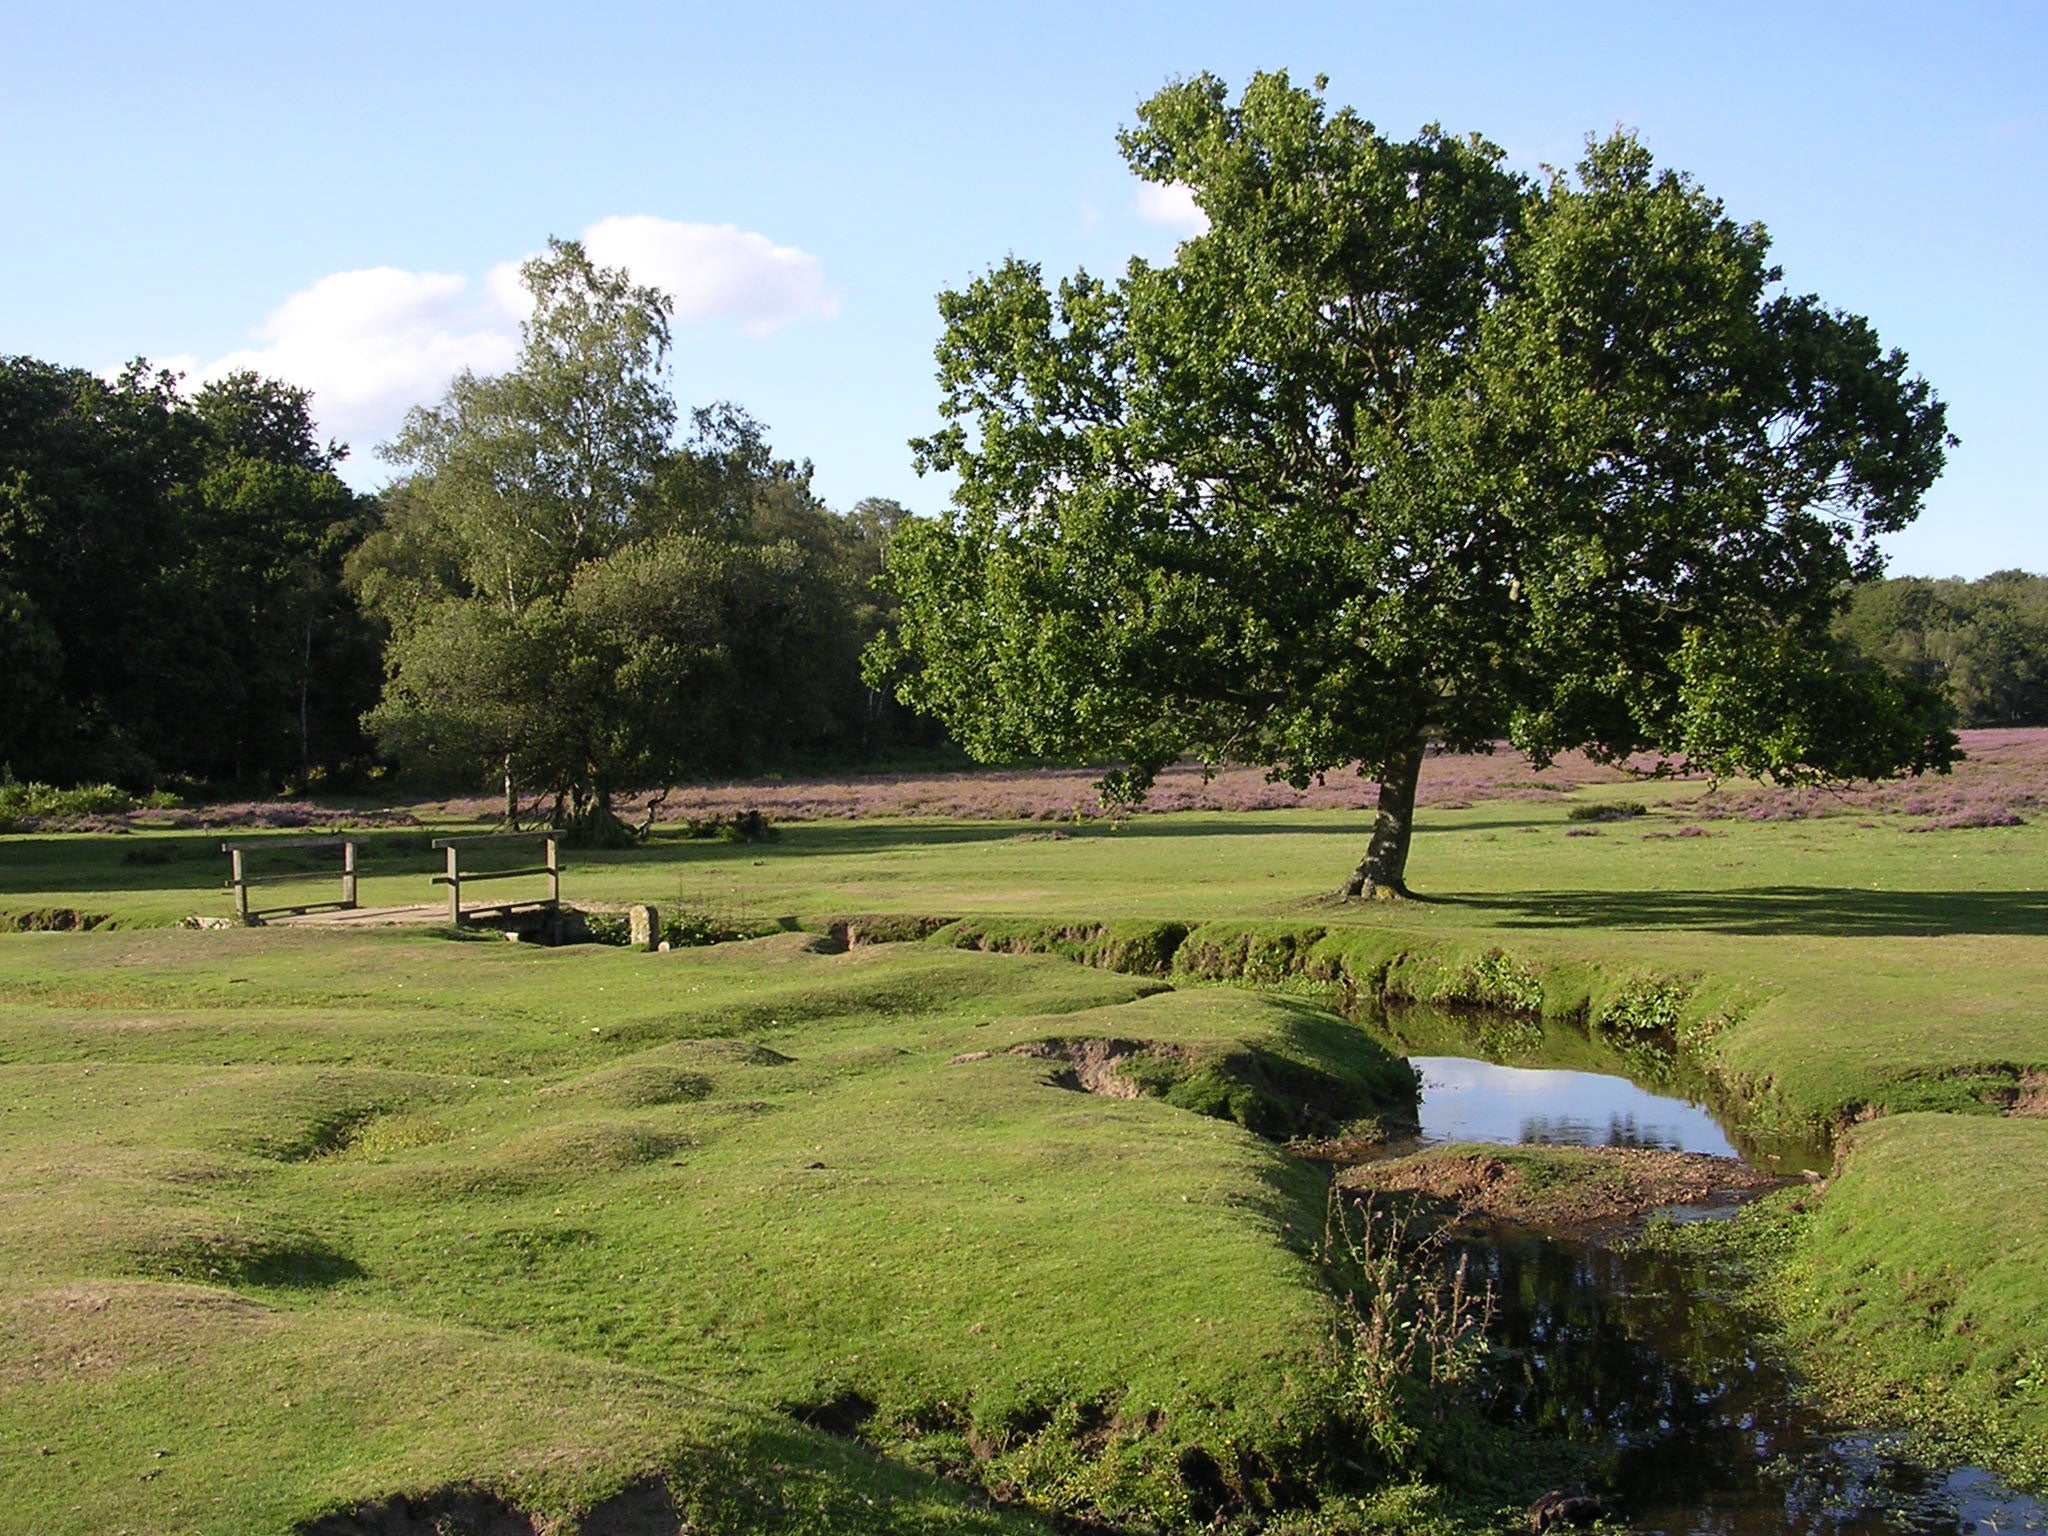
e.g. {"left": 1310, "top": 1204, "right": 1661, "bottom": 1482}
{"left": 1359, "top": 1023, "right": 2047, "bottom": 1533}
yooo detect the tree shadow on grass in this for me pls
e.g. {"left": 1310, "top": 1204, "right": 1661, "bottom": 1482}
{"left": 756, "top": 815, "right": 1414, "bottom": 860}
{"left": 1441, "top": 885, "right": 2048, "bottom": 938}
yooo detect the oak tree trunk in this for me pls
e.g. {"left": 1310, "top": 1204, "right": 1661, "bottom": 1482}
{"left": 1340, "top": 739, "right": 1426, "bottom": 899}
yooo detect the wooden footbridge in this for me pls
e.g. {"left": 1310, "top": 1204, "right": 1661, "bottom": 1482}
{"left": 222, "top": 831, "right": 565, "bottom": 934}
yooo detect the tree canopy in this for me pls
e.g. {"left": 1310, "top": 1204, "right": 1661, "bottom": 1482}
{"left": 1840, "top": 570, "right": 2048, "bottom": 727}
{"left": 351, "top": 240, "right": 927, "bottom": 835}
{"left": 0, "top": 357, "right": 374, "bottom": 788}
{"left": 873, "top": 72, "right": 1956, "bottom": 896}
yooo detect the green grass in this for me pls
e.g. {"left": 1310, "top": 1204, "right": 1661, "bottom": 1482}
{"left": 0, "top": 928, "right": 1433, "bottom": 1533}
{"left": 4, "top": 783, "right": 2047, "bottom": 1528}
{"left": 1643, "top": 1113, "right": 2048, "bottom": 1492}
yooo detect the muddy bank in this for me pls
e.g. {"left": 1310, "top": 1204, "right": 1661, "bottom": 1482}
{"left": 298, "top": 1476, "right": 684, "bottom": 1535}
{"left": 1336, "top": 1144, "right": 1785, "bottom": 1231}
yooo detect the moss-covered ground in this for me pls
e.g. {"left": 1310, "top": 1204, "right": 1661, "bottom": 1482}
{"left": 3, "top": 758, "right": 2045, "bottom": 1529}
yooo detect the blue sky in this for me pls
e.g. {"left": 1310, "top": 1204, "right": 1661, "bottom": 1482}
{"left": 4, "top": 1, "right": 2041, "bottom": 577}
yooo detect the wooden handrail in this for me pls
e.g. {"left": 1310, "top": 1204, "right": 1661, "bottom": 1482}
{"left": 220, "top": 834, "right": 355, "bottom": 853}
{"left": 431, "top": 864, "right": 555, "bottom": 884}
{"left": 222, "top": 837, "right": 359, "bottom": 924}
{"left": 429, "top": 834, "right": 560, "bottom": 923}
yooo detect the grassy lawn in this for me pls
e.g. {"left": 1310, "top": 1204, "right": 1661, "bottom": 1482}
{"left": 3, "top": 750, "right": 2045, "bottom": 1530}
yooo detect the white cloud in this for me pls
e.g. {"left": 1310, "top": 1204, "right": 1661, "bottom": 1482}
{"left": 582, "top": 214, "right": 837, "bottom": 336}
{"left": 1135, "top": 181, "right": 1210, "bottom": 235}
{"left": 196, "top": 218, "right": 834, "bottom": 470}
{"left": 202, "top": 267, "right": 521, "bottom": 450}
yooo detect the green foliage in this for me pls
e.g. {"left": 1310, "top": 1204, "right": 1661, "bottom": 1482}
{"left": 355, "top": 243, "right": 930, "bottom": 831}
{"left": 1839, "top": 570, "right": 2048, "bottom": 727}
{"left": 1444, "top": 950, "right": 1545, "bottom": 1015}
{"left": 580, "top": 912, "right": 633, "bottom": 946}
{"left": 1319, "top": 1194, "right": 1494, "bottom": 1475}
{"left": 379, "top": 238, "right": 678, "bottom": 611}
{"left": 659, "top": 909, "right": 782, "bottom": 948}
{"left": 1596, "top": 975, "right": 1692, "bottom": 1038}
{"left": 876, "top": 72, "right": 1956, "bottom": 895}
{"left": 680, "top": 808, "right": 777, "bottom": 842}
{"left": 1565, "top": 800, "right": 1646, "bottom": 822}
{"left": 0, "top": 357, "right": 376, "bottom": 788}
{"left": 0, "top": 780, "right": 180, "bottom": 826}
{"left": 1172, "top": 923, "right": 1329, "bottom": 986}
{"left": 939, "top": 916, "right": 1190, "bottom": 977}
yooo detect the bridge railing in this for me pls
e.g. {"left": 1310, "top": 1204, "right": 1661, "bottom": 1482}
{"left": 430, "top": 832, "right": 561, "bottom": 924}
{"left": 221, "top": 835, "right": 359, "bottom": 924}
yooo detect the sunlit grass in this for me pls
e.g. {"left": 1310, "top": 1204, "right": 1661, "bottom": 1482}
{"left": 3, "top": 742, "right": 2046, "bottom": 1528}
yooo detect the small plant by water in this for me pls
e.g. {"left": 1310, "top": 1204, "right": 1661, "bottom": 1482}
{"left": 1321, "top": 1191, "right": 1495, "bottom": 1472}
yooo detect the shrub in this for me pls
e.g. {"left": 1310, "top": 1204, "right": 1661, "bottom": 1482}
{"left": 582, "top": 912, "right": 633, "bottom": 946}
{"left": 661, "top": 909, "right": 781, "bottom": 947}
{"left": 680, "top": 808, "right": 776, "bottom": 842}
{"left": 0, "top": 780, "right": 181, "bottom": 830}
{"left": 1565, "top": 799, "right": 1646, "bottom": 822}
{"left": 936, "top": 918, "right": 1191, "bottom": 976}
{"left": 1321, "top": 1192, "right": 1493, "bottom": 1474}
{"left": 1171, "top": 923, "right": 1325, "bottom": 985}
{"left": 1598, "top": 975, "right": 1692, "bottom": 1039}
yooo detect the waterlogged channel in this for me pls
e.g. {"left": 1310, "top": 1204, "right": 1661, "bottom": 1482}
{"left": 1350, "top": 1013, "right": 2047, "bottom": 1533}
{"left": 1407, "top": 1054, "right": 1740, "bottom": 1159}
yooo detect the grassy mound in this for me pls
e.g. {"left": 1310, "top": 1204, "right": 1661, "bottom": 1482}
{"left": 1762, "top": 1114, "right": 2048, "bottom": 1487}
{"left": 0, "top": 929, "right": 1463, "bottom": 1533}
{"left": 6, "top": 753, "right": 2048, "bottom": 1521}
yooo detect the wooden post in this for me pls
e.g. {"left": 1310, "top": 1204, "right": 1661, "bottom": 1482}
{"left": 231, "top": 847, "right": 249, "bottom": 924}
{"left": 445, "top": 844, "right": 462, "bottom": 924}
{"left": 341, "top": 840, "right": 358, "bottom": 910}
{"left": 545, "top": 836, "right": 560, "bottom": 906}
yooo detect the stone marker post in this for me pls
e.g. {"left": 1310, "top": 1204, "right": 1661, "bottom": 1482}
{"left": 628, "top": 905, "right": 659, "bottom": 952}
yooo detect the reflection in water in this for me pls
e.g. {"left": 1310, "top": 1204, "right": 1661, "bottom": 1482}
{"left": 1372, "top": 1026, "right": 2037, "bottom": 1526}
{"left": 1411, "top": 1056, "right": 1740, "bottom": 1157}
{"left": 1472, "top": 1227, "right": 2047, "bottom": 1535}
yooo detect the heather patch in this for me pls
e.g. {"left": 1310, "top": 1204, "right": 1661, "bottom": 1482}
{"left": 16, "top": 730, "right": 2039, "bottom": 838}
{"left": 412, "top": 748, "right": 1659, "bottom": 827}
{"left": 1681, "top": 728, "right": 2048, "bottom": 826}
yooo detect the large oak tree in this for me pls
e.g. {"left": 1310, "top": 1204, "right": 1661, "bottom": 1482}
{"left": 873, "top": 72, "right": 1955, "bottom": 896}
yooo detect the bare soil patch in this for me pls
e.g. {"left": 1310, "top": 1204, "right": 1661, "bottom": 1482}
{"left": 297, "top": 1477, "right": 686, "bottom": 1536}
{"left": 0, "top": 907, "right": 110, "bottom": 932}
{"left": 2011, "top": 1070, "right": 2048, "bottom": 1118}
{"left": 1004, "top": 1037, "right": 1161, "bottom": 1098}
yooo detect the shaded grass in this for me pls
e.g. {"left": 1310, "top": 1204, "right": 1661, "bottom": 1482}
{"left": 0, "top": 1280, "right": 1049, "bottom": 1536}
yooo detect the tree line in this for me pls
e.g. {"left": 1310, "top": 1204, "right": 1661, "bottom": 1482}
{"left": 0, "top": 254, "right": 934, "bottom": 817}
{"left": 5, "top": 82, "right": 2044, "bottom": 865}
{"left": 0, "top": 358, "right": 375, "bottom": 788}
{"left": 1838, "top": 571, "right": 2048, "bottom": 728}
